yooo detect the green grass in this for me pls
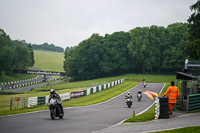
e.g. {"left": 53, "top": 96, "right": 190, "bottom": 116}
{"left": 0, "top": 73, "right": 35, "bottom": 83}
{"left": 0, "top": 76, "right": 127, "bottom": 112}
{"left": 0, "top": 80, "right": 136, "bottom": 116}
{"left": 64, "top": 81, "right": 137, "bottom": 106}
{"left": 33, "top": 76, "right": 124, "bottom": 92}
{"left": 34, "top": 50, "right": 65, "bottom": 72}
{"left": 0, "top": 74, "right": 176, "bottom": 116}
{"left": 125, "top": 105, "right": 156, "bottom": 122}
{"left": 150, "top": 126, "right": 200, "bottom": 133}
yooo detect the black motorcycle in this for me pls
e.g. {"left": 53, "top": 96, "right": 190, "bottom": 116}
{"left": 137, "top": 93, "right": 142, "bottom": 101}
{"left": 126, "top": 98, "right": 132, "bottom": 108}
{"left": 49, "top": 99, "right": 64, "bottom": 120}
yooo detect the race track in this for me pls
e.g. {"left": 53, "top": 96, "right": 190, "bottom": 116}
{"left": 0, "top": 83, "right": 165, "bottom": 133}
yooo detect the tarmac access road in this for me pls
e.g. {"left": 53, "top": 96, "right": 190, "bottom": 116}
{"left": 0, "top": 83, "right": 165, "bottom": 133}
{"left": 95, "top": 111, "right": 200, "bottom": 133}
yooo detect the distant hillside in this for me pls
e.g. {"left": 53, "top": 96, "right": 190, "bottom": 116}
{"left": 34, "top": 50, "right": 64, "bottom": 72}
{"left": 32, "top": 43, "right": 64, "bottom": 53}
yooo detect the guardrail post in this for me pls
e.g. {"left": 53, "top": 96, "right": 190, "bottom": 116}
{"left": 10, "top": 97, "right": 13, "bottom": 110}
{"left": 187, "top": 95, "right": 189, "bottom": 112}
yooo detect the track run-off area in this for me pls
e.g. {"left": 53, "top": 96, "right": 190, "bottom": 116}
{"left": 0, "top": 83, "right": 165, "bottom": 133}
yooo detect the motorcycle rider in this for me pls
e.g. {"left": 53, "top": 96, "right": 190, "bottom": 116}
{"left": 143, "top": 79, "right": 147, "bottom": 88}
{"left": 137, "top": 90, "right": 142, "bottom": 100}
{"left": 48, "top": 89, "right": 64, "bottom": 113}
{"left": 125, "top": 92, "right": 132, "bottom": 99}
{"left": 137, "top": 90, "right": 142, "bottom": 95}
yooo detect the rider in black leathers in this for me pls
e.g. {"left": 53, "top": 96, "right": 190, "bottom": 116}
{"left": 125, "top": 92, "right": 132, "bottom": 99}
{"left": 48, "top": 89, "right": 63, "bottom": 113}
{"left": 138, "top": 90, "right": 142, "bottom": 95}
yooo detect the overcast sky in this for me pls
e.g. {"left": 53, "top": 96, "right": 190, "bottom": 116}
{"left": 0, "top": 0, "right": 197, "bottom": 49}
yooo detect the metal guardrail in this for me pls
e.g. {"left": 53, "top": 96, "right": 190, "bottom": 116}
{"left": 187, "top": 93, "right": 200, "bottom": 112}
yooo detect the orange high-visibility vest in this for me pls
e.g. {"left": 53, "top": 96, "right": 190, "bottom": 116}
{"left": 163, "top": 86, "right": 179, "bottom": 103}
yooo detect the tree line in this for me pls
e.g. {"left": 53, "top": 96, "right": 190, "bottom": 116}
{"left": 64, "top": 23, "right": 189, "bottom": 80}
{"left": 0, "top": 29, "right": 34, "bottom": 75}
{"left": 32, "top": 43, "right": 64, "bottom": 53}
{"left": 64, "top": 1, "right": 200, "bottom": 81}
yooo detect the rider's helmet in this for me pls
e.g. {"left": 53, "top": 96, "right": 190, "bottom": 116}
{"left": 128, "top": 92, "right": 131, "bottom": 94}
{"left": 50, "top": 89, "right": 55, "bottom": 95}
{"left": 139, "top": 90, "right": 141, "bottom": 92}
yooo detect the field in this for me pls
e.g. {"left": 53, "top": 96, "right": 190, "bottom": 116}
{"left": 0, "top": 50, "right": 64, "bottom": 83}
{"left": 33, "top": 50, "right": 65, "bottom": 72}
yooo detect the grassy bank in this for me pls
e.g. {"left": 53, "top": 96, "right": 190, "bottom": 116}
{"left": 34, "top": 50, "right": 64, "bottom": 72}
{"left": 0, "top": 73, "right": 36, "bottom": 83}
{"left": 125, "top": 105, "right": 156, "bottom": 122}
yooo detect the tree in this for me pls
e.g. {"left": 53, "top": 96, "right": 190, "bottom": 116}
{"left": 128, "top": 27, "right": 151, "bottom": 73}
{"left": 64, "top": 34, "right": 104, "bottom": 80}
{"left": 186, "top": 0, "right": 200, "bottom": 60}
{"left": 13, "top": 43, "right": 32, "bottom": 70}
{"left": 27, "top": 44, "right": 35, "bottom": 66}
{"left": 0, "top": 29, "right": 14, "bottom": 75}
{"left": 32, "top": 43, "right": 64, "bottom": 52}
{"left": 163, "top": 23, "right": 189, "bottom": 73}
{"left": 101, "top": 31, "right": 131, "bottom": 75}
{"left": 0, "top": 46, "right": 14, "bottom": 74}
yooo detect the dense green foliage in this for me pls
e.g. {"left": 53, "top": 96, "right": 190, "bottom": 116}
{"left": 12, "top": 40, "right": 35, "bottom": 66}
{"left": 186, "top": 0, "right": 200, "bottom": 60}
{"left": 32, "top": 43, "right": 64, "bottom": 53}
{"left": 0, "top": 29, "right": 34, "bottom": 75}
{"left": 64, "top": 23, "right": 189, "bottom": 80}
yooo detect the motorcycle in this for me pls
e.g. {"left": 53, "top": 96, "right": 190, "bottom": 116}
{"left": 49, "top": 99, "right": 64, "bottom": 120}
{"left": 126, "top": 98, "right": 132, "bottom": 108}
{"left": 137, "top": 93, "right": 142, "bottom": 101}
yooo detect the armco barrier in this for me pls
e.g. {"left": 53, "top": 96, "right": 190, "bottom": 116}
{"left": 71, "top": 91, "right": 83, "bottom": 98}
{"left": 28, "top": 78, "right": 125, "bottom": 108}
{"left": 28, "top": 97, "right": 37, "bottom": 108}
{"left": 187, "top": 93, "right": 200, "bottom": 112}
{"left": 38, "top": 96, "right": 46, "bottom": 105}
{"left": 28, "top": 93, "right": 70, "bottom": 108}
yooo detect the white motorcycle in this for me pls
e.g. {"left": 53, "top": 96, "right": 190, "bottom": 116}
{"left": 49, "top": 99, "right": 64, "bottom": 120}
{"left": 126, "top": 98, "right": 132, "bottom": 108}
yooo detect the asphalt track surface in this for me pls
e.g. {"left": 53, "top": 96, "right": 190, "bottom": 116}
{"left": 0, "top": 83, "right": 165, "bottom": 133}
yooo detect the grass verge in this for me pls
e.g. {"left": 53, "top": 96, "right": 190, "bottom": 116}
{"left": 125, "top": 105, "right": 156, "bottom": 122}
{"left": 150, "top": 126, "right": 200, "bottom": 133}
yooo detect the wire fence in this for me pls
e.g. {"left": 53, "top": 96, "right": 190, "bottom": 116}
{"left": 0, "top": 96, "right": 26, "bottom": 111}
{"left": 0, "top": 100, "right": 11, "bottom": 110}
